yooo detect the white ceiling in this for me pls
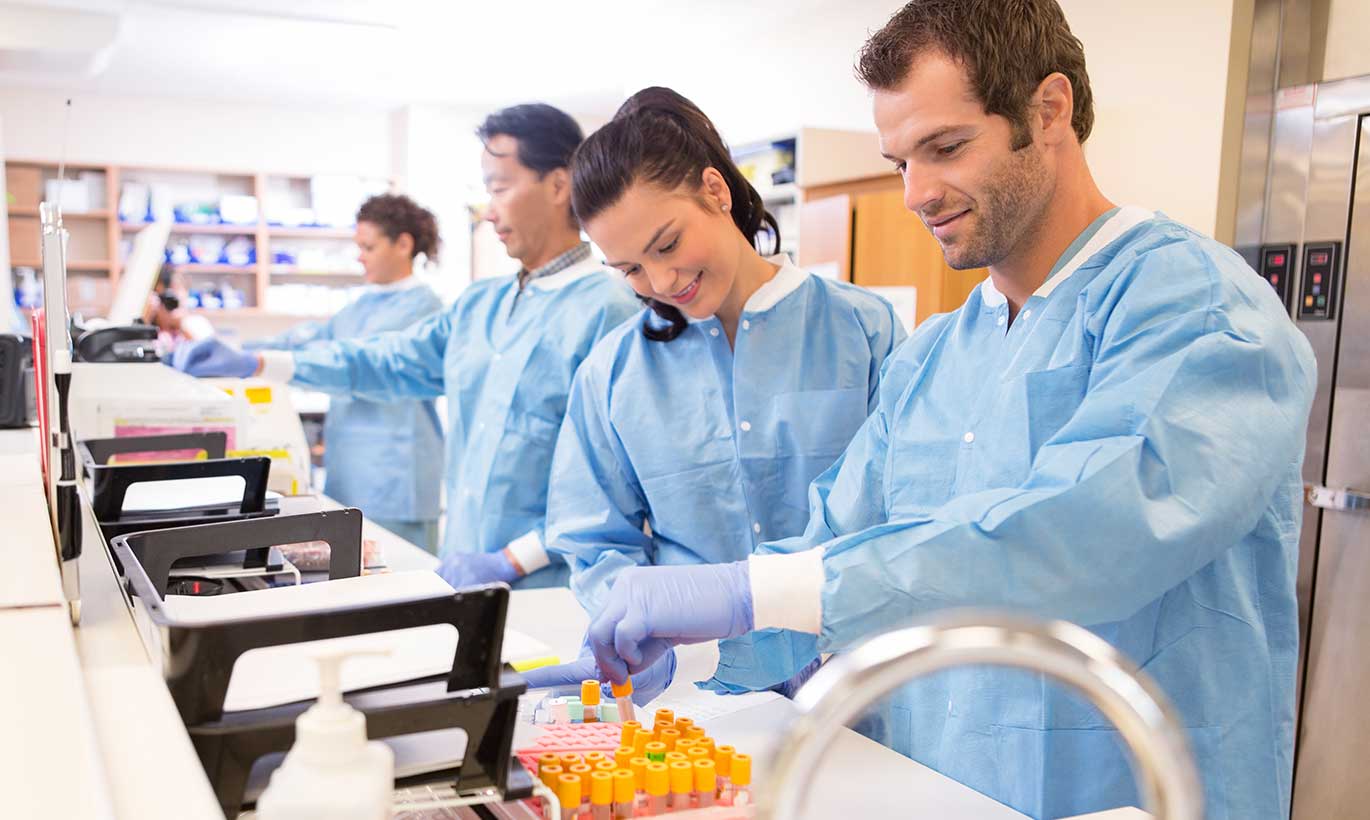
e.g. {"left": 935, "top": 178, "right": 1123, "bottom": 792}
{"left": 0, "top": 0, "right": 905, "bottom": 128}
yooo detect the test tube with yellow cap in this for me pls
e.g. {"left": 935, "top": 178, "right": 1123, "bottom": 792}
{"left": 685, "top": 726, "right": 706, "bottom": 742}
{"left": 612, "top": 768, "right": 636, "bottom": 819}
{"left": 614, "top": 746, "right": 634, "bottom": 769}
{"left": 669, "top": 760, "right": 695, "bottom": 811}
{"left": 581, "top": 680, "right": 601, "bottom": 723}
{"left": 673, "top": 716, "right": 694, "bottom": 735}
{"left": 687, "top": 746, "right": 710, "bottom": 765}
{"left": 659, "top": 727, "right": 680, "bottom": 751}
{"left": 538, "top": 764, "right": 563, "bottom": 791}
{"left": 590, "top": 770, "right": 613, "bottom": 820}
{"left": 610, "top": 678, "right": 636, "bottom": 724}
{"left": 730, "top": 753, "right": 753, "bottom": 806}
{"left": 620, "top": 720, "right": 642, "bottom": 747}
{"left": 630, "top": 757, "right": 649, "bottom": 805}
{"left": 664, "top": 751, "right": 687, "bottom": 766}
{"left": 557, "top": 773, "right": 582, "bottom": 820}
{"left": 714, "top": 745, "right": 734, "bottom": 797}
{"left": 584, "top": 751, "right": 606, "bottom": 767}
{"left": 675, "top": 738, "right": 696, "bottom": 753}
{"left": 539, "top": 752, "right": 561, "bottom": 774}
{"left": 560, "top": 752, "right": 584, "bottom": 769}
{"left": 632, "top": 730, "right": 650, "bottom": 757}
{"left": 644, "top": 741, "right": 667, "bottom": 763}
{"left": 570, "top": 763, "right": 593, "bottom": 805}
{"left": 693, "top": 759, "right": 717, "bottom": 808}
{"left": 654, "top": 708, "right": 675, "bottom": 726}
{"left": 645, "top": 761, "right": 670, "bottom": 815}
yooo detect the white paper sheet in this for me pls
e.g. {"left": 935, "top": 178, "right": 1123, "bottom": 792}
{"left": 161, "top": 571, "right": 553, "bottom": 712}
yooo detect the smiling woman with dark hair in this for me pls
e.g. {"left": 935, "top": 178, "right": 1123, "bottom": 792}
{"left": 518, "top": 87, "right": 907, "bottom": 704}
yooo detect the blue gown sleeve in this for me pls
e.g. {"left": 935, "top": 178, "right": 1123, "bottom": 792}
{"left": 782, "top": 245, "right": 1316, "bottom": 651}
{"left": 546, "top": 356, "right": 653, "bottom": 616}
{"left": 242, "top": 318, "right": 335, "bottom": 352}
{"left": 289, "top": 308, "right": 450, "bottom": 402}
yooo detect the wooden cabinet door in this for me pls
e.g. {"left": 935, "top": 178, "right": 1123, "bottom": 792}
{"left": 797, "top": 194, "right": 852, "bottom": 281}
{"left": 851, "top": 189, "right": 984, "bottom": 322}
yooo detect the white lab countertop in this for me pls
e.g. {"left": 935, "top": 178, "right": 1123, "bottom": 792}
{"left": 1, "top": 426, "right": 1148, "bottom": 819}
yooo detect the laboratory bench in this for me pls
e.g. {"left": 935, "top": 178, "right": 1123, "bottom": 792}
{"left": 0, "top": 426, "right": 1148, "bottom": 819}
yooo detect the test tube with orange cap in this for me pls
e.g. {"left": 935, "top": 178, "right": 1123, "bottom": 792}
{"left": 664, "top": 751, "right": 687, "bottom": 766}
{"left": 560, "top": 752, "right": 584, "bottom": 769}
{"left": 673, "top": 716, "right": 694, "bottom": 735}
{"left": 693, "top": 759, "right": 717, "bottom": 808}
{"left": 645, "top": 761, "right": 669, "bottom": 815}
{"left": 614, "top": 746, "right": 634, "bottom": 769}
{"left": 687, "top": 746, "right": 710, "bottom": 765}
{"left": 685, "top": 726, "right": 706, "bottom": 742}
{"left": 675, "top": 738, "right": 696, "bottom": 753}
{"left": 583, "top": 751, "right": 606, "bottom": 767}
{"left": 654, "top": 708, "right": 675, "bottom": 726}
{"left": 669, "top": 760, "right": 695, "bottom": 811}
{"left": 620, "top": 720, "right": 642, "bottom": 747}
{"left": 612, "top": 768, "right": 635, "bottom": 819}
{"left": 589, "top": 770, "right": 613, "bottom": 820}
{"left": 610, "top": 678, "right": 637, "bottom": 724}
{"left": 538, "top": 752, "right": 561, "bottom": 774}
{"left": 557, "top": 773, "right": 582, "bottom": 820}
{"left": 632, "top": 730, "right": 650, "bottom": 757}
{"left": 730, "top": 753, "right": 753, "bottom": 806}
{"left": 581, "top": 680, "right": 601, "bottom": 723}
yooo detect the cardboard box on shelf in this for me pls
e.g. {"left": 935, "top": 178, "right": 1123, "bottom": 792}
{"left": 7, "top": 215, "right": 40, "bottom": 261}
{"left": 6, "top": 166, "right": 43, "bottom": 209}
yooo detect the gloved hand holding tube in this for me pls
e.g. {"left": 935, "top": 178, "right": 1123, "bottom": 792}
{"left": 587, "top": 562, "right": 754, "bottom": 686}
{"left": 522, "top": 646, "right": 676, "bottom": 707}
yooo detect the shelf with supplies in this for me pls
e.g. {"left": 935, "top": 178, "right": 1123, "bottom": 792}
{"left": 121, "top": 221, "right": 258, "bottom": 235}
{"left": 5, "top": 158, "right": 389, "bottom": 317}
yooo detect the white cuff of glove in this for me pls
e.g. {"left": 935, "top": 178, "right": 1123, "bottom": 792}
{"left": 505, "top": 530, "right": 549, "bottom": 576}
{"left": 749, "top": 549, "right": 824, "bottom": 635}
{"left": 257, "top": 350, "right": 295, "bottom": 383}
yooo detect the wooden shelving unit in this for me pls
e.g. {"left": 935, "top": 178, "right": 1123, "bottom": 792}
{"left": 5, "top": 158, "right": 386, "bottom": 319}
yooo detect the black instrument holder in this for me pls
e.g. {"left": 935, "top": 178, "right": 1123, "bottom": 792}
{"left": 110, "top": 511, "right": 527, "bottom": 817}
{"left": 78, "top": 433, "right": 278, "bottom": 539}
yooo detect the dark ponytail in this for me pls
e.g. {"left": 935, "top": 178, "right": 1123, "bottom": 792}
{"left": 570, "top": 87, "right": 780, "bottom": 342}
{"left": 356, "top": 193, "right": 441, "bottom": 263}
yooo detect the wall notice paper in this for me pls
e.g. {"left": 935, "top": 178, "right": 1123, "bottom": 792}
{"left": 161, "top": 571, "right": 554, "bottom": 713}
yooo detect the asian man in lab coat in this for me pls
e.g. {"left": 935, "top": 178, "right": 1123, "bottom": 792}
{"left": 580, "top": 2, "right": 1317, "bottom": 818}
{"left": 175, "top": 103, "right": 641, "bottom": 588}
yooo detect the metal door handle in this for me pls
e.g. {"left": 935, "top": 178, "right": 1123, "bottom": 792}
{"left": 1306, "top": 484, "right": 1370, "bottom": 511}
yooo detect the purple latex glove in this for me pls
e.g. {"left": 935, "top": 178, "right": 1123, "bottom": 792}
{"left": 521, "top": 646, "right": 676, "bottom": 707}
{"left": 437, "top": 549, "right": 520, "bottom": 589}
{"left": 588, "top": 561, "right": 753, "bottom": 685}
{"left": 170, "top": 337, "right": 258, "bottom": 377}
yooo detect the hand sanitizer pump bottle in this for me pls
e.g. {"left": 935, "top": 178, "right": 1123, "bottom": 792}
{"left": 256, "top": 650, "right": 394, "bottom": 820}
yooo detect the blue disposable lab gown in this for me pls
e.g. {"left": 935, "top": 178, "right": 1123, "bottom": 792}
{"left": 246, "top": 282, "right": 444, "bottom": 528}
{"left": 287, "top": 258, "right": 641, "bottom": 586}
{"left": 547, "top": 259, "right": 905, "bottom": 690}
{"left": 758, "top": 208, "right": 1316, "bottom": 820}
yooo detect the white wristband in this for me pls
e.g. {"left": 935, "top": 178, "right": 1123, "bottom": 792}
{"left": 257, "top": 350, "right": 296, "bottom": 383}
{"left": 749, "top": 549, "right": 824, "bottom": 635}
{"left": 505, "top": 530, "right": 549, "bottom": 576}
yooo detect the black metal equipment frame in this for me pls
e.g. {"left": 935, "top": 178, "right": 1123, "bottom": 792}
{"left": 78, "top": 432, "right": 277, "bottom": 538}
{"left": 110, "top": 510, "right": 528, "bottom": 817}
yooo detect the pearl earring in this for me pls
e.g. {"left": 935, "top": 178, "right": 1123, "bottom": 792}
{"left": 722, "top": 203, "right": 730, "bottom": 212}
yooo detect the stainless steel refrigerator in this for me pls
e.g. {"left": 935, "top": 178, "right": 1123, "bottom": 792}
{"left": 1247, "top": 72, "right": 1370, "bottom": 819}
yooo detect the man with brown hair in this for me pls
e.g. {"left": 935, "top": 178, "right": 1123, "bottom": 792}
{"left": 582, "top": 2, "right": 1315, "bottom": 817}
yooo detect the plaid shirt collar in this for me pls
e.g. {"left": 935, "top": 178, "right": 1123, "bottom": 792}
{"left": 518, "top": 241, "right": 592, "bottom": 291}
